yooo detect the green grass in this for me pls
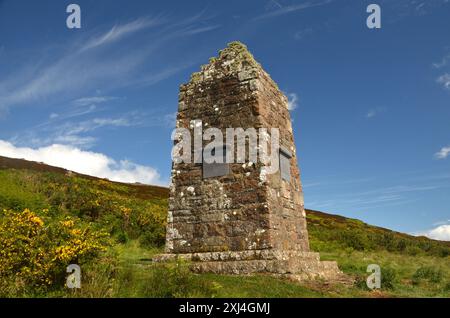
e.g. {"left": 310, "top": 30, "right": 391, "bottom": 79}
{"left": 61, "top": 239, "right": 448, "bottom": 298}
{"left": 320, "top": 250, "right": 449, "bottom": 297}
{"left": 0, "top": 156, "right": 449, "bottom": 298}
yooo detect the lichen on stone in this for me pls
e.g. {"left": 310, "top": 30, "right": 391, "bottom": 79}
{"left": 188, "top": 41, "right": 260, "bottom": 85}
{"left": 190, "top": 71, "right": 203, "bottom": 83}
{"left": 219, "top": 41, "right": 260, "bottom": 71}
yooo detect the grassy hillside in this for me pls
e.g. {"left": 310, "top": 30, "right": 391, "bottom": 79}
{"left": 0, "top": 156, "right": 448, "bottom": 297}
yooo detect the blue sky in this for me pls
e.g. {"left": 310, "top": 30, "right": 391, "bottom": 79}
{"left": 0, "top": 0, "right": 450, "bottom": 239}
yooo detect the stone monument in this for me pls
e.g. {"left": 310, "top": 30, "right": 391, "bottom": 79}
{"left": 155, "top": 42, "right": 341, "bottom": 281}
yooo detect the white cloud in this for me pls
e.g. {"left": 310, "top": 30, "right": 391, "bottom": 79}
{"left": 180, "top": 25, "right": 220, "bottom": 36}
{"left": 434, "top": 146, "right": 450, "bottom": 159}
{"left": 48, "top": 104, "right": 98, "bottom": 123}
{"left": 0, "top": 140, "right": 163, "bottom": 185}
{"left": 164, "top": 112, "right": 177, "bottom": 128}
{"left": 42, "top": 117, "right": 133, "bottom": 147}
{"left": 266, "top": 0, "right": 283, "bottom": 10}
{"left": 0, "top": 14, "right": 214, "bottom": 113}
{"left": 417, "top": 225, "right": 450, "bottom": 241}
{"left": 432, "top": 54, "right": 450, "bottom": 69}
{"left": 80, "top": 17, "right": 164, "bottom": 52}
{"left": 366, "top": 110, "right": 376, "bottom": 118}
{"left": 135, "top": 64, "right": 192, "bottom": 87}
{"left": 287, "top": 93, "right": 299, "bottom": 110}
{"left": 294, "top": 28, "right": 313, "bottom": 40}
{"left": 366, "top": 107, "right": 385, "bottom": 119}
{"left": 436, "top": 73, "right": 450, "bottom": 90}
{"left": 46, "top": 116, "right": 134, "bottom": 148}
{"left": 433, "top": 219, "right": 450, "bottom": 226}
{"left": 0, "top": 47, "right": 143, "bottom": 110}
{"left": 72, "top": 96, "right": 117, "bottom": 107}
{"left": 53, "top": 135, "right": 97, "bottom": 148}
{"left": 11, "top": 109, "right": 175, "bottom": 150}
{"left": 254, "top": 0, "right": 332, "bottom": 20}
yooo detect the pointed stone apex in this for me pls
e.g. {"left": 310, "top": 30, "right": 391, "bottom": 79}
{"left": 222, "top": 41, "right": 251, "bottom": 56}
{"left": 218, "top": 41, "right": 258, "bottom": 66}
{"left": 188, "top": 41, "right": 260, "bottom": 84}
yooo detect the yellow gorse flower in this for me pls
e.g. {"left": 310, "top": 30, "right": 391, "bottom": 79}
{"left": 0, "top": 208, "right": 108, "bottom": 289}
{"left": 61, "top": 220, "right": 75, "bottom": 228}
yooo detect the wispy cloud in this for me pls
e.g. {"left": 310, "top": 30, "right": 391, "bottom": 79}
{"left": 0, "top": 13, "right": 217, "bottom": 114}
{"left": 72, "top": 96, "right": 117, "bottom": 107}
{"left": 52, "top": 135, "right": 97, "bottom": 148}
{"left": 287, "top": 93, "right": 299, "bottom": 110}
{"left": 47, "top": 114, "right": 139, "bottom": 146}
{"left": 254, "top": 0, "right": 333, "bottom": 20}
{"left": 163, "top": 112, "right": 177, "bottom": 128}
{"left": 62, "top": 117, "right": 133, "bottom": 135}
{"left": 303, "top": 176, "right": 375, "bottom": 190}
{"left": 134, "top": 64, "right": 193, "bottom": 87}
{"left": 366, "top": 107, "right": 385, "bottom": 119}
{"left": 80, "top": 17, "right": 164, "bottom": 52}
{"left": 366, "top": 110, "right": 377, "bottom": 118}
{"left": 0, "top": 45, "right": 143, "bottom": 110}
{"left": 432, "top": 219, "right": 450, "bottom": 226}
{"left": 382, "top": 0, "right": 450, "bottom": 22}
{"left": 11, "top": 107, "right": 176, "bottom": 149}
{"left": 305, "top": 174, "right": 443, "bottom": 213}
{"left": 346, "top": 185, "right": 440, "bottom": 197}
{"left": 435, "top": 146, "right": 450, "bottom": 159}
{"left": 432, "top": 53, "right": 450, "bottom": 69}
{"left": 179, "top": 24, "right": 220, "bottom": 36}
{"left": 302, "top": 181, "right": 324, "bottom": 188}
{"left": 44, "top": 96, "right": 116, "bottom": 123}
{"left": 11, "top": 113, "right": 139, "bottom": 149}
{"left": 46, "top": 104, "right": 99, "bottom": 123}
{"left": 267, "top": 0, "right": 283, "bottom": 10}
{"left": 436, "top": 73, "right": 450, "bottom": 90}
{"left": 294, "top": 28, "right": 313, "bottom": 40}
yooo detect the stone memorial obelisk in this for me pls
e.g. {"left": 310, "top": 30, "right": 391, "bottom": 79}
{"left": 155, "top": 42, "right": 341, "bottom": 281}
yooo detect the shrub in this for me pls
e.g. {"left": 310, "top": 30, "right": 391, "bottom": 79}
{"left": 70, "top": 253, "right": 118, "bottom": 298}
{"left": 412, "top": 266, "right": 443, "bottom": 285}
{"left": 381, "top": 267, "right": 397, "bottom": 290}
{"left": 444, "top": 282, "right": 450, "bottom": 292}
{"left": 337, "top": 230, "right": 369, "bottom": 251}
{"left": 116, "top": 231, "right": 129, "bottom": 244}
{"left": 354, "top": 275, "right": 371, "bottom": 291}
{"left": 436, "top": 247, "right": 450, "bottom": 258}
{"left": 354, "top": 266, "right": 397, "bottom": 291}
{"left": 405, "top": 245, "right": 422, "bottom": 256}
{"left": 0, "top": 208, "right": 109, "bottom": 296}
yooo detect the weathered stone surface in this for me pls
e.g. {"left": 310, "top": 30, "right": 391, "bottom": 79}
{"left": 153, "top": 250, "right": 342, "bottom": 281}
{"left": 156, "top": 42, "right": 342, "bottom": 281}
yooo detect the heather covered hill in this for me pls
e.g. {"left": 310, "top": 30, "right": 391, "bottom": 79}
{"left": 0, "top": 156, "right": 448, "bottom": 297}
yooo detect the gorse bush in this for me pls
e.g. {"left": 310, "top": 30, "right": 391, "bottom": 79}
{"left": 412, "top": 266, "right": 443, "bottom": 285}
{"left": 381, "top": 267, "right": 397, "bottom": 290}
{"left": 0, "top": 170, "right": 167, "bottom": 248}
{"left": 354, "top": 266, "right": 397, "bottom": 290}
{"left": 0, "top": 208, "right": 108, "bottom": 296}
{"left": 0, "top": 168, "right": 168, "bottom": 296}
{"left": 0, "top": 163, "right": 448, "bottom": 298}
{"left": 307, "top": 210, "right": 450, "bottom": 258}
{"left": 444, "top": 282, "right": 450, "bottom": 292}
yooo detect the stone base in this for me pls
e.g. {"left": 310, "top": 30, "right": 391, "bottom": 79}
{"left": 153, "top": 249, "right": 344, "bottom": 281}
